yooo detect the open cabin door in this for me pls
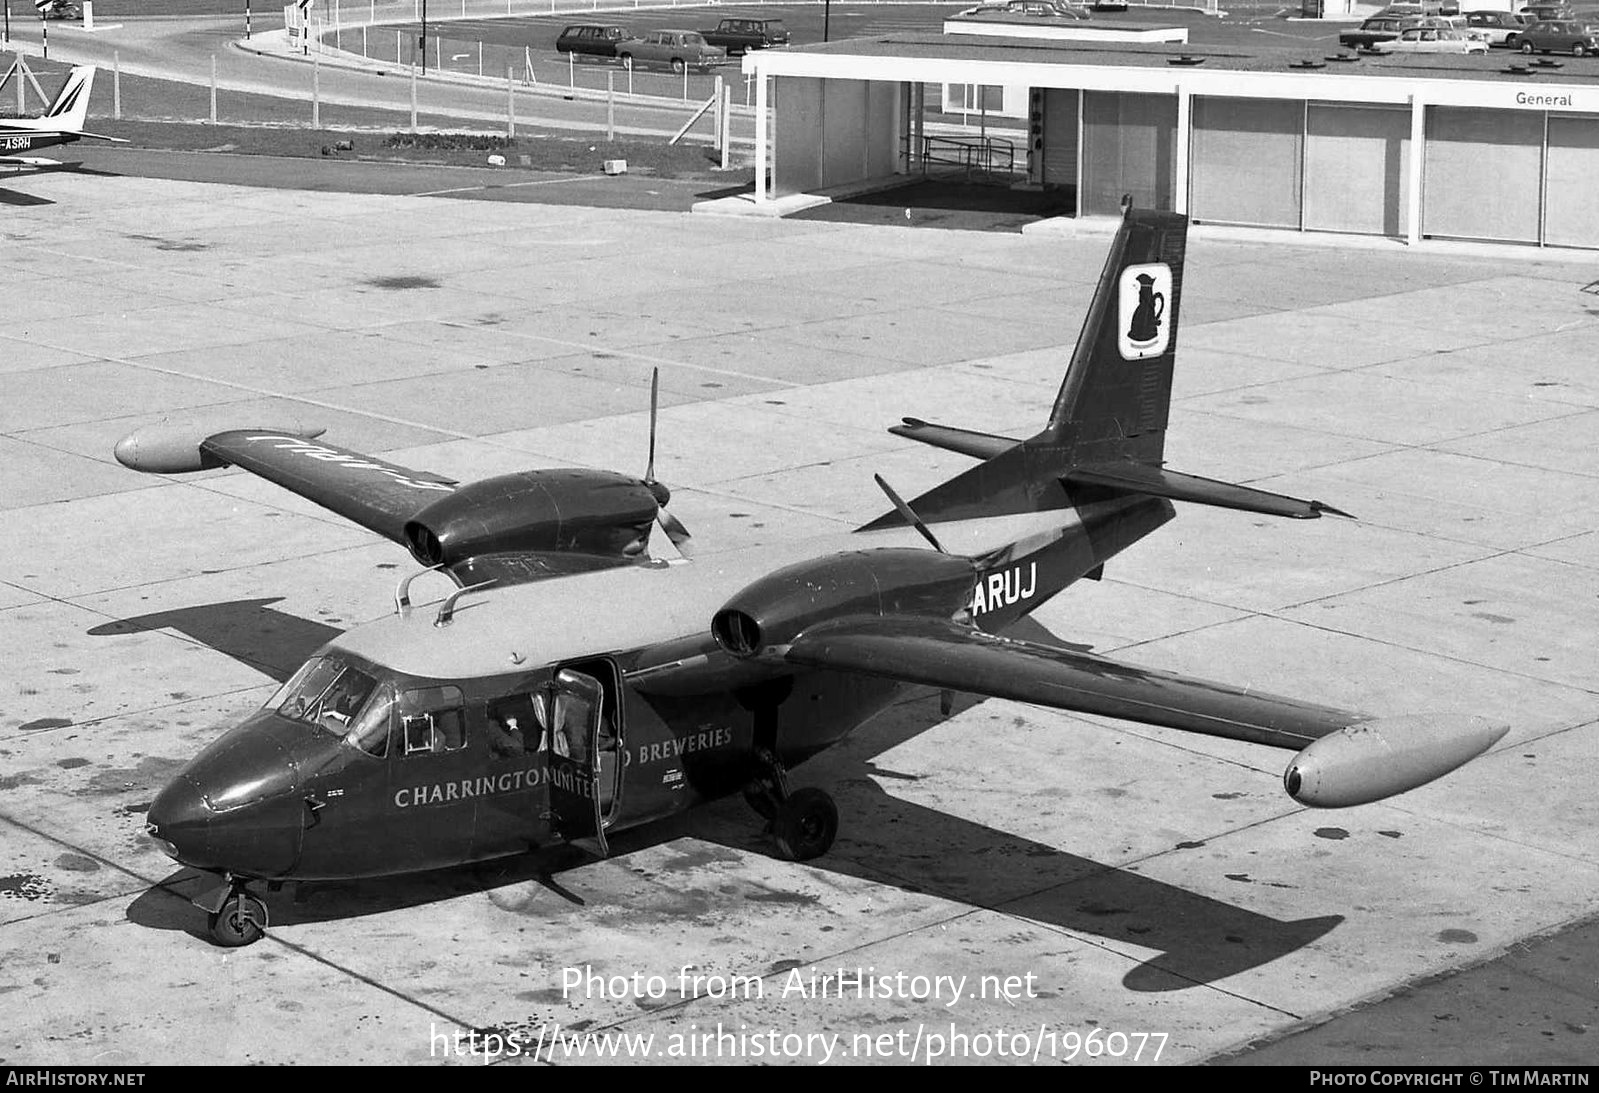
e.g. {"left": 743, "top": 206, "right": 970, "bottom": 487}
{"left": 547, "top": 665, "right": 622, "bottom": 857}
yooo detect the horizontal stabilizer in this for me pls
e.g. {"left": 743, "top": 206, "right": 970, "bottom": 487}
{"left": 781, "top": 614, "right": 1356, "bottom": 749}
{"left": 1283, "top": 715, "right": 1507, "bottom": 808}
{"left": 1065, "top": 463, "right": 1353, "bottom": 520}
{"left": 889, "top": 418, "right": 1021, "bottom": 461}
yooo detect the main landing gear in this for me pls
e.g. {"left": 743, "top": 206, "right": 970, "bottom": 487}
{"left": 743, "top": 751, "right": 839, "bottom": 862}
{"left": 205, "top": 878, "right": 270, "bottom": 947}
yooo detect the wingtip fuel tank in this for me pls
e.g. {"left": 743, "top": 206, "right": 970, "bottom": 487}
{"left": 1284, "top": 714, "right": 1508, "bottom": 808}
{"left": 114, "top": 422, "right": 326, "bottom": 475}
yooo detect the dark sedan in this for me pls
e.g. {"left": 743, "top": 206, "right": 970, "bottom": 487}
{"left": 1517, "top": 17, "right": 1599, "bottom": 52}
{"left": 555, "top": 24, "right": 628, "bottom": 59}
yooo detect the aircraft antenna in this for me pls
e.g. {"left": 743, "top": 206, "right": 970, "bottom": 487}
{"left": 394, "top": 564, "right": 445, "bottom": 616}
{"left": 873, "top": 474, "right": 947, "bottom": 554}
{"left": 434, "top": 580, "right": 495, "bottom": 627}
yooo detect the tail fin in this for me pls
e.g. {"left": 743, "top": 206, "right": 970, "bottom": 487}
{"left": 1040, "top": 204, "right": 1186, "bottom": 464}
{"left": 863, "top": 203, "right": 1347, "bottom": 534}
{"left": 861, "top": 203, "right": 1187, "bottom": 530}
{"left": 21, "top": 67, "right": 95, "bottom": 133}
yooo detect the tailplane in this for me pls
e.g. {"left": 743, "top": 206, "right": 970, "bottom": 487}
{"left": 865, "top": 202, "right": 1347, "bottom": 533}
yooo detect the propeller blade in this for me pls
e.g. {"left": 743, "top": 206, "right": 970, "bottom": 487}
{"left": 646, "top": 367, "right": 659, "bottom": 485}
{"left": 658, "top": 507, "right": 693, "bottom": 558}
{"left": 874, "top": 473, "right": 946, "bottom": 554}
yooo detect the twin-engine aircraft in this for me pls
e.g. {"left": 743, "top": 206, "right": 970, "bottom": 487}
{"left": 0, "top": 66, "right": 125, "bottom": 168}
{"left": 116, "top": 206, "right": 1506, "bottom": 947}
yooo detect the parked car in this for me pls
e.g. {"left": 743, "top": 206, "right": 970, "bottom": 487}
{"left": 38, "top": 0, "right": 80, "bottom": 18}
{"left": 699, "top": 18, "right": 790, "bottom": 56}
{"left": 1341, "top": 14, "right": 1449, "bottom": 47}
{"left": 1380, "top": 0, "right": 1460, "bottom": 14}
{"left": 1517, "top": 3, "right": 1572, "bottom": 20}
{"left": 1517, "top": 17, "right": 1599, "bottom": 51}
{"left": 1464, "top": 10, "right": 1530, "bottom": 44}
{"left": 956, "top": 0, "right": 1093, "bottom": 18}
{"left": 1377, "top": 25, "right": 1491, "bottom": 50}
{"left": 555, "top": 24, "right": 628, "bottom": 59}
{"left": 616, "top": 30, "right": 726, "bottom": 73}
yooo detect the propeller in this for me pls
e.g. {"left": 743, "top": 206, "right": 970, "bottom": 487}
{"left": 644, "top": 368, "right": 693, "bottom": 556}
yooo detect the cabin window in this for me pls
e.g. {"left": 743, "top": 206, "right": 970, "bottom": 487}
{"left": 399, "top": 685, "right": 467, "bottom": 756}
{"left": 487, "top": 692, "right": 550, "bottom": 759}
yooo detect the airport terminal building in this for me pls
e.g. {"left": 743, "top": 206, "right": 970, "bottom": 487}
{"left": 742, "top": 31, "right": 1599, "bottom": 249}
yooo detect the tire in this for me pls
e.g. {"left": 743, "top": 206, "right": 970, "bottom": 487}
{"left": 671, "top": 57, "right": 686, "bottom": 74}
{"left": 1521, "top": 39, "right": 1535, "bottom": 52}
{"left": 1574, "top": 43, "right": 1586, "bottom": 55}
{"left": 772, "top": 787, "right": 838, "bottom": 862}
{"left": 208, "top": 893, "right": 267, "bottom": 947}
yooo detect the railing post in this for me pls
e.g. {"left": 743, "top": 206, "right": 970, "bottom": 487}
{"left": 410, "top": 64, "right": 418, "bottom": 130}
{"left": 506, "top": 65, "right": 514, "bottom": 136}
{"left": 209, "top": 54, "right": 217, "bottom": 123}
{"left": 112, "top": 51, "right": 121, "bottom": 119}
{"left": 606, "top": 69, "right": 615, "bottom": 141}
{"left": 312, "top": 52, "right": 321, "bottom": 128}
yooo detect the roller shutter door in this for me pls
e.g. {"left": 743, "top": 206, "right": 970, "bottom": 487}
{"left": 1544, "top": 115, "right": 1599, "bottom": 249}
{"left": 1081, "top": 91, "right": 1176, "bottom": 216}
{"left": 1423, "top": 107, "right": 1541, "bottom": 243}
{"left": 1190, "top": 97, "right": 1303, "bottom": 229}
{"left": 1304, "top": 104, "right": 1410, "bottom": 237}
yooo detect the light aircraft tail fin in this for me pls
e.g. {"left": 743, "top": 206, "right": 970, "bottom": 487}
{"left": 41, "top": 66, "right": 94, "bottom": 133}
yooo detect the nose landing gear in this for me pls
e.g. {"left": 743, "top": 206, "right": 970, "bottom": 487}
{"left": 204, "top": 879, "right": 270, "bottom": 947}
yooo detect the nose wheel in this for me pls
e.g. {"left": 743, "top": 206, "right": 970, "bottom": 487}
{"left": 208, "top": 887, "right": 269, "bottom": 947}
{"left": 742, "top": 752, "right": 839, "bottom": 862}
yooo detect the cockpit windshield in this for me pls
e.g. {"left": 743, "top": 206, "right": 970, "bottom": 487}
{"left": 270, "top": 654, "right": 381, "bottom": 740}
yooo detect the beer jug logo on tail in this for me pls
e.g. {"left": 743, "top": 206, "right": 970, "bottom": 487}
{"left": 1118, "top": 262, "right": 1172, "bottom": 360}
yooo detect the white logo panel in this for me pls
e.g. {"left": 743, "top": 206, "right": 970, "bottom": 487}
{"left": 1117, "top": 262, "right": 1172, "bottom": 361}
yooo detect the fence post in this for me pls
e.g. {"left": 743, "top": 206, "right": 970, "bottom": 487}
{"left": 477, "top": 39, "right": 482, "bottom": 76}
{"left": 362, "top": 24, "right": 367, "bottom": 58}
{"left": 568, "top": 48, "right": 572, "bottom": 88}
{"left": 434, "top": 34, "right": 440, "bottom": 71}
{"left": 397, "top": 28, "right": 401, "bottom": 63}
{"left": 506, "top": 65, "right": 514, "bottom": 136}
{"left": 606, "top": 69, "right": 614, "bottom": 141}
{"left": 113, "top": 50, "right": 121, "bottom": 119}
{"left": 681, "top": 64, "right": 687, "bottom": 102}
{"left": 712, "top": 74, "right": 721, "bottom": 150}
{"left": 209, "top": 54, "right": 217, "bottom": 123}
{"left": 410, "top": 64, "right": 418, "bottom": 130}
{"left": 721, "top": 96, "right": 730, "bottom": 170}
{"left": 313, "top": 53, "right": 321, "bottom": 127}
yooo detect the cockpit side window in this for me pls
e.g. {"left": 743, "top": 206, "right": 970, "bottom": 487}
{"left": 345, "top": 684, "right": 394, "bottom": 758}
{"left": 399, "top": 685, "right": 467, "bottom": 757}
{"left": 273, "top": 655, "right": 379, "bottom": 738}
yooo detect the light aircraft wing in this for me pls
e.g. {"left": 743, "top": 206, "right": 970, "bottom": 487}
{"left": 760, "top": 614, "right": 1505, "bottom": 807}
{"left": 781, "top": 614, "right": 1353, "bottom": 748}
{"left": 115, "top": 425, "right": 458, "bottom": 542}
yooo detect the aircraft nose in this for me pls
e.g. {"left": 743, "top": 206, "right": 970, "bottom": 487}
{"left": 146, "top": 775, "right": 212, "bottom": 864}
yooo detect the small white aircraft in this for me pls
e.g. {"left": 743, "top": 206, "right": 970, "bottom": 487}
{"left": 0, "top": 66, "right": 125, "bottom": 169}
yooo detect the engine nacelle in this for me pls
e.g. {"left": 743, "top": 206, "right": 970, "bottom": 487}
{"left": 403, "top": 469, "right": 662, "bottom": 567}
{"left": 711, "top": 549, "right": 977, "bottom": 659}
{"left": 1284, "top": 714, "right": 1507, "bottom": 807}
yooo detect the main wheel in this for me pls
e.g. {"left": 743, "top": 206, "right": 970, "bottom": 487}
{"left": 208, "top": 892, "right": 268, "bottom": 947}
{"left": 1574, "top": 43, "right": 1586, "bottom": 56}
{"left": 1521, "top": 39, "right": 1535, "bottom": 52}
{"left": 772, "top": 787, "right": 838, "bottom": 862}
{"left": 671, "top": 57, "right": 686, "bottom": 74}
